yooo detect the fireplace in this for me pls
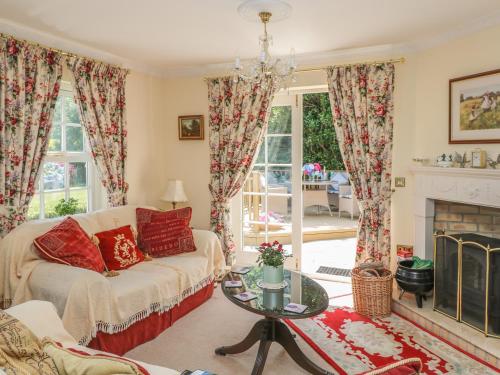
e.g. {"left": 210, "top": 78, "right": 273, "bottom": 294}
{"left": 434, "top": 232, "right": 500, "bottom": 338}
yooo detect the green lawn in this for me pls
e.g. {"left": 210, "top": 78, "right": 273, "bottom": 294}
{"left": 28, "top": 189, "right": 88, "bottom": 220}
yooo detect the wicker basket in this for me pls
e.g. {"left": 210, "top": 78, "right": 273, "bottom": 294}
{"left": 351, "top": 260, "right": 393, "bottom": 317}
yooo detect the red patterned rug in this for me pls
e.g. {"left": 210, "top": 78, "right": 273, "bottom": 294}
{"left": 284, "top": 307, "right": 499, "bottom": 374}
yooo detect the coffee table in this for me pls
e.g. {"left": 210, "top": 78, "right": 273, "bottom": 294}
{"left": 216, "top": 267, "right": 333, "bottom": 375}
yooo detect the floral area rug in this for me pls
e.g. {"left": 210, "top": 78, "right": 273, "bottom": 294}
{"left": 284, "top": 306, "right": 499, "bottom": 374}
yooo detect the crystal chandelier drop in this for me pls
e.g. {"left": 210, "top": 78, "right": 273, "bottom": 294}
{"left": 233, "top": 10, "right": 297, "bottom": 88}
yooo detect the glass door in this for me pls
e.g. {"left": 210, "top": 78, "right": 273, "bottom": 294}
{"left": 239, "top": 94, "right": 302, "bottom": 270}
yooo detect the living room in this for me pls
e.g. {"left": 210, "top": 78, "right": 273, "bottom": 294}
{"left": 0, "top": 1, "right": 500, "bottom": 374}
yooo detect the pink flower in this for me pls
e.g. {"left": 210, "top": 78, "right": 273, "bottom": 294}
{"left": 375, "top": 104, "right": 385, "bottom": 117}
{"left": 7, "top": 39, "right": 19, "bottom": 55}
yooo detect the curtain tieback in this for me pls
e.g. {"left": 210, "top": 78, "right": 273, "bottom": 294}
{"left": 208, "top": 185, "right": 228, "bottom": 204}
{"left": 108, "top": 191, "right": 126, "bottom": 204}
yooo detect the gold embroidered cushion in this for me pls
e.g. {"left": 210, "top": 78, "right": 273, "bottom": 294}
{"left": 94, "top": 225, "right": 145, "bottom": 271}
{"left": 0, "top": 311, "right": 58, "bottom": 375}
{"left": 42, "top": 339, "right": 149, "bottom": 375}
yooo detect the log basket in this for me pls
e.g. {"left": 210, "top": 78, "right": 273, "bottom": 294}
{"left": 351, "top": 258, "right": 393, "bottom": 317}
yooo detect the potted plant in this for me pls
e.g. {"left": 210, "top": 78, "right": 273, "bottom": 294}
{"left": 257, "top": 241, "right": 289, "bottom": 286}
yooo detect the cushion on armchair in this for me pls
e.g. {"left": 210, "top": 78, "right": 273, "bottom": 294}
{"left": 94, "top": 225, "right": 145, "bottom": 271}
{"left": 33, "top": 217, "right": 105, "bottom": 273}
{"left": 136, "top": 207, "right": 196, "bottom": 257}
{"left": 0, "top": 311, "right": 59, "bottom": 374}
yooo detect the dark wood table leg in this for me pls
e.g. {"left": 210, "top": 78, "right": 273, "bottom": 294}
{"left": 274, "top": 320, "right": 334, "bottom": 375}
{"left": 215, "top": 319, "right": 268, "bottom": 356}
{"left": 251, "top": 331, "right": 272, "bottom": 375}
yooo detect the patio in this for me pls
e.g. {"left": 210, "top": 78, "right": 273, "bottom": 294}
{"left": 243, "top": 208, "right": 357, "bottom": 247}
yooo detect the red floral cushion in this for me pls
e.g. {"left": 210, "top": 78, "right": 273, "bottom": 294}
{"left": 33, "top": 217, "right": 105, "bottom": 273}
{"left": 94, "top": 225, "right": 145, "bottom": 271}
{"left": 136, "top": 207, "right": 196, "bottom": 257}
{"left": 359, "top": 358, "right": 422, "bottom": 375}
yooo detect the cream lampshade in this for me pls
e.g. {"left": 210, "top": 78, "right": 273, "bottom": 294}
{"left": 161, "top": 180, "right": 188, "bottom": 209}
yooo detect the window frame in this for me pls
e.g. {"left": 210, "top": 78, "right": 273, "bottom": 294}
{"left": 29, "top": 81, "right": 102, "bottom": 220}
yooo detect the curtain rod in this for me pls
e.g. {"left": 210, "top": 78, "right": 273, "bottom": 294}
{"left": 295, "top": 57, "right": 406, "bottom": 73}
{"left": 204, "top": 56, "right": 405, "bottom": 80}
{"left": 0, "top": 32, "right": 129, "bottom": 72}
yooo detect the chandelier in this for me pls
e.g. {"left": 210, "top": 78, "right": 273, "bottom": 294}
{"left": 233, "top": 2, "right": 297, "bottom": 88}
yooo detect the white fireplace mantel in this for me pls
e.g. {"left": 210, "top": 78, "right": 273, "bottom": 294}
{"left": 410, "top": 166, "right": 500, "bottom": 259}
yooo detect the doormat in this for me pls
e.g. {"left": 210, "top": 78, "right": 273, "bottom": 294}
{"left": 316, "top": 266, "right": 351, "bottom": 277}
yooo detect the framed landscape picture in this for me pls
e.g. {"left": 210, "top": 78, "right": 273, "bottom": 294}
{"left": 178, "top": 115, "right": 204, "bottom": 140}
{"left": 449, "top": 69, "right": 500, "bottom": 144}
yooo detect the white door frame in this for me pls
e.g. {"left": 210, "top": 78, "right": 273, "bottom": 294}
{"left": 232, "top": 86, "right": 329, "bottom": 270}
{"left": 233, "top": 92, "right": 302, "bottom": 270}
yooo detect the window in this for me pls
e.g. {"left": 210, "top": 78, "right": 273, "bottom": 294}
{"left": 28, "top": 83, "right": 101, "bottom": 220}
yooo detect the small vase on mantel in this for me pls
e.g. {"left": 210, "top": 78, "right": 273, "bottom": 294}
{"left": 257, "top": 241, "right": 289, "bottom": 287}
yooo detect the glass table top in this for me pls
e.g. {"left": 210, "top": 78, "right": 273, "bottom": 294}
{"left": 221, "top": 267, "right": 329, "bottom": 320}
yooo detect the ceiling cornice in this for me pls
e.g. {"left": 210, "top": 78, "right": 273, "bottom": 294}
{"left": 2, "top": 8, "right": 500, "bottom": 79}
{"left": 406, "top": 9, "right": 500, "bottom": 52}
{"left": 0, "top": 18, "right": 166, "bottom": 77}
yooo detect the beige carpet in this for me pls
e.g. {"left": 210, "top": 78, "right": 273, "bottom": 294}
{"left": 126, "top": 286, "right": 334, "bottom": 374}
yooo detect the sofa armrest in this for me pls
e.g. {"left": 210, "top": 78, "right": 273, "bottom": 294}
{"left": 190, "top": 229, "right": 226, "bottom": 274}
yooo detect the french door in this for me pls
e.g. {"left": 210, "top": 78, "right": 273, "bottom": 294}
{"left": 238, "top": 93, "right": 303, "bottom": 270}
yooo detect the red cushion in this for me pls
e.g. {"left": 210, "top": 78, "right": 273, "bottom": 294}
{"left": 136, "top": 207, "right": 196, "bottom": 257}
{"left": 94, "top": 225, "right": 145, "bottom": 271}
{"left": 33, "top": 217, "right": 105, "bottom": 273}
{"left": 359, "top": 358, "right": 422, "bottom": 375}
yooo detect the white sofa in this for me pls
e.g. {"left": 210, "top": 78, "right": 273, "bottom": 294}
{"left": 5, "top": 300, "right": 180, "bottom": 375}
{"left": 0, "top": 205, "right": 225, "bottom": 355}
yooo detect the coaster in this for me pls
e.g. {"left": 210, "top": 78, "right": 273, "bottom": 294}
{"left": 231, "top": 266, "right": 252, "bottom": 274}
{"left": 224, "top": 280, "right": 243, "bottom": 288}
{"left": 284, "top": 303, "right": 308, "bottom": 313}
{"left": 234, "top": 292, "right": 257, "bottom": 302}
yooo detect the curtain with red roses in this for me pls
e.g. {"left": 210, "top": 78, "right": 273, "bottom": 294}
{"left": 326, "top": 63, "right": 395, "bottom": 267}
{"left": 208, "top": 76, "right": 277, "bottom": 262}
{"left": 66, "top": 57, "right": 129, "bottom": 207}
{"left": 0, "top": 37, "right": 63, "bottom": 238}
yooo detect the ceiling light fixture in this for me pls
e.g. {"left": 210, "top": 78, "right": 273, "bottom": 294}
{"left": 233, "top": 0, "right": 296, "bottom": 89}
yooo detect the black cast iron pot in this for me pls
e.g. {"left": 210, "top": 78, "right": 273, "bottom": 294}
{"left": 395, "top": 260, "right": 434, "bottom": 308}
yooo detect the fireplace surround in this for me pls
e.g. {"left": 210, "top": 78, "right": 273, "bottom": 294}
{"left": 434, "top": 232, "right": 500, "bottom": 338}
{"left": 411, "top": 166, "right": 500, "bottom": 260}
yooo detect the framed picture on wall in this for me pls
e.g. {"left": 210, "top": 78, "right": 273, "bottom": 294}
{"left": 178, "top": 115, "right": 204, "bottom": 140}
{"left": 449, "top": 69, "right": 500, "bottom": 144}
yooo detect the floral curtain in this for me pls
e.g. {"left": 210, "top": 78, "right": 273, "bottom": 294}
{"left": 208, "top": 76, "right": 277, "bottom": 261}
{"left": 66, "top": 57, "right": 129, "bottom": 207}
{"left": 0, "top": 37, "right": 63, "bottom": 238}
{"left": 326, "top": 63, "right": 395, "bottom": 267}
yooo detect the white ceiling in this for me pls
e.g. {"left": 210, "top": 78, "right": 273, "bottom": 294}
{"left": 1, "top": 0, "right": 500, "bottom": 75}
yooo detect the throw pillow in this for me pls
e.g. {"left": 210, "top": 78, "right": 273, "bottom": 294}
{"left": 42, "top": 339, "right": 149, "bottom": 375}
{"left": 34, "top": 217, "right": 105, "bottom": 273}
{"left": 0, "top": 311, "right": 58, "bottom": 375}
{"left": 136, "top": 207, "right": 196, "bottom": 257}
{"left": 94, "top": 225, "right": 145, "bottom": 271}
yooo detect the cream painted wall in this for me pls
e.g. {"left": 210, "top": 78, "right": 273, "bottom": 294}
{"left": 162, "top": 77, "right": 211, "bottom": 229}
{"left": 414, "top": 25, "right": 500, "bottom": 159}
{"left": 125, "top": 71, "right": 167, "bottom": 207}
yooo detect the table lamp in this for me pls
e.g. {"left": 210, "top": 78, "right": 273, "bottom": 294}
{"left": 161, "top": 180, "right": 188, "bottom": 209}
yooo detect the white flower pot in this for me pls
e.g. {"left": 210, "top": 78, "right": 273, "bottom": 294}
{"left": 263, "top": 264, "right": 284, "bottom": 285}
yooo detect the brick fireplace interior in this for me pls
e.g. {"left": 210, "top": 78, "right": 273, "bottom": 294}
{"left": 433, "top": 200, "right": 500, "bottom": 239}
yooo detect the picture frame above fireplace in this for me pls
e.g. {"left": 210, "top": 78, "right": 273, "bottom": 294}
{"left": 449, "top": 69, "right": 500, "bottom": 144}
